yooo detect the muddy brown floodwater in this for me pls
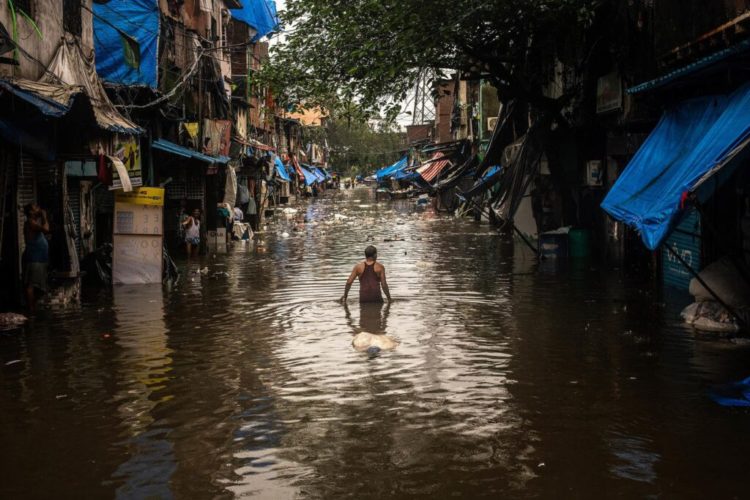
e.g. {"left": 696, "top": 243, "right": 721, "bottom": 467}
{"left": 2, "top": 187, "right": 750, "bottom": 498}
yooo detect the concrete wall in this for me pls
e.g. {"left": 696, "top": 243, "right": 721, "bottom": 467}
{"left": 1, "top": 0, "right": 93, "bottom": 80}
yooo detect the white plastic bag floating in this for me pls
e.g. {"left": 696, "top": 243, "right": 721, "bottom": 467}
{"left": 352, "top": 332, "right": 399, "bottom": 351}
{"left": 681, "top": 301, "right": 744, "bottom": 333}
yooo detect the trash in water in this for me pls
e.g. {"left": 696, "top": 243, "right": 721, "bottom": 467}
{"left": 5, "top": 359, "right": 22, "bottom": 366}
{"left": 281, "top": 232, "right": 290, "bottom": 238}
{"left": 709, "top": 375, "right": 750, "bottom": 407}
{"left": 0, "top": 313, "right": 28, "bottom": 331}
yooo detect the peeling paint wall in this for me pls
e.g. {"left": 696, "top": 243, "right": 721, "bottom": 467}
{"left": 1, "top": 0, "right": 93, "bottom": 80}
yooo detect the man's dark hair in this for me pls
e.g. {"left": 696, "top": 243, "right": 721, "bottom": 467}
{"left": 23, "top": 203, "right": 34, "bottom": 217}
{"left": 364, "top": 245, "right": 377, "bottom": 258}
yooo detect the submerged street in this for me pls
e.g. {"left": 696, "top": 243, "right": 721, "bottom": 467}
{"left": 1, "top": 188, "right": 749, "bottom": 498}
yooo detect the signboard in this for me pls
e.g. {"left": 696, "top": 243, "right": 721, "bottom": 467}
{"left": 111, "top": 136, "right": 142, "bottom": 190}
{"left": 113, "top": 191, "right": 164, "bottom": 285}
{"left": 115, "top": 187, "right": 165, "bottom": 206}
{"left": 662, "top": 209, "right": 701, "bottom": 290}
{"left": 596, "top": 72, "right": 622, "bottom": 114}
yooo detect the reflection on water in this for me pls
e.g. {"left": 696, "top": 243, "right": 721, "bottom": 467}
{"left": 1, "top": 187, "right": 750, "bottom": 498}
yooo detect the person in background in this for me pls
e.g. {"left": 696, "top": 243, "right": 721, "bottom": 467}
{"left": 23, "top": 203, "right": 50, "bottom": 313}
{"left": 246, "top": 195, "right": 258, "bottom": 232}
{"left": 182, "top": 208, "right": 201, "bottom": 258}
{"left": 340, "top": 245, "right": 392, "bottom": 304}
{"left": 177, "top": 199, "right": 189, "bottom": 247}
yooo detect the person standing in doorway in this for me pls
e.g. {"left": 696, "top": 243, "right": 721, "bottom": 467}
{"left": 182, "top": 208, "right": 201, "bottom": 258}
{"left": 246, "top": 195, "right": 258, "bottom": 232}
{"left": 23, "top": 203, "right": 50, "bottom": 313}
{"left": 340, "top": 245, "right": 392, "bottom": 303}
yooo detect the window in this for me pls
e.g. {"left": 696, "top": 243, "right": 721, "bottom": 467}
{"left": 63, "top": 0, "right": 82, "bottom": 37}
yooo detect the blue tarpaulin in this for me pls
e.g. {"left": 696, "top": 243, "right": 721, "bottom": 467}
{"left": 376, "top": 156, "right": 408, "bottom": 181}
{"left": 93, "top": 0, "right": 159, "bottom": 88}
{"left": 152, "top": 139, "right": 225, "bottom": 164}
{"left": 298, "top": 165, "right": 318, "bottom": 186}
{"left": 275, "top": 157, "right": 291, "bottom": 182}
{"left": 601, "top": 82, "right": 750, "bottom": 250}
{"left": 460, "top": 166, "right": 503, "bottom": 200}
{"left": 394, "top": 168, "right": 420, "bottom": 182}
{"left": 230, "top": 0, "right": 279, "bottom": 41}
{"left": 0, "top": 79, "right": 76, "bottom": 117}
{"left": 308, "top": 165, "right": 325, "bottom": 183}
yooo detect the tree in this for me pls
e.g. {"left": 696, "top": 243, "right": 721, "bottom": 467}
{"left": 302, "top": 111, "right": 406, "bottom": 176}
{"left": 261, "top": 0, "right": 602, "bottom": 122}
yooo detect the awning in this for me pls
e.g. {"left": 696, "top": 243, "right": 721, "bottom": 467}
{"left": 601, "top": 81, "right": 750, "bottom": 250}
{"left": 628, "top": 38, "right": 750, "bottom": 95}
{"left": 152, "top": 139, "right": 226, "bottom": 164}
{"left": 274, "top": 156, "right": 291, "bottom": 182}
{"left": 304, "top": 164, "right": 325, "bottom": 183}
{"left": 40, "top": 36, "right": 142, "bottom": 134}
{"left": 376, "top": 156, "right": 408, "bottom": 181}
{"left": 298, "top": 165, "right": 319, "bottom": 186}
{"left": 417, "top": 152, "right": 451, "bottom": 182}
{"left": 460, "top": 165, "right": 503, "bottom": 200}
{"left": 0, "top": 78, "right": 81, "bottom": 117}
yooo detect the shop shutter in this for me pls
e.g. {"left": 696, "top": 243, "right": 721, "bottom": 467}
{"left": 662, "top": 208, "right": 702, "bottom": 290}
{"left": 16, "top": 155, "right": 36, "bottom": 276}
{"left": 67, "top": 178, "right": 82, "bottom": 256}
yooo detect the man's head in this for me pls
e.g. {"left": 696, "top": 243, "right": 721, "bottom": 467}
{"left": 364, "top": 245, "right": 377, "bottom": 260}
{"left": 192, "top": 208, "right": 201, "bottom": 219}
{"left": 23, "top": 203, "right": 38, "bottom": 217}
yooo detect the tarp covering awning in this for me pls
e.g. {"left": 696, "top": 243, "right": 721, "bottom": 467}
{"left": 305, "top": 164, "right": 324, "bottom": 183}
{"left": 152, "top": 139, "right": 225, "bottom": 164}
{"left": 93, "top": 0, "right": 159, "bottom": 88}
{"left": 460, "top": 165, "right": 503, "bottom": 200}
{"left": 602, "top": 81, "right": 750, "bottom": 250}
{"left": 0, "top": 78, "right": 81, "bottom": 117}
{"left": 298, "top": 165, "right": 318, "bottom": 186}
{"left": 40, "top": 36, "right": 142, "bottom": 134}
{"left": 230, "top": 0, "right": 279, "bottom": 40}
{"left": 376, "top": 156, "right": 408, "bottom": 181}
{"left": 275, "top": 156, "right": 291, "bottom": 182}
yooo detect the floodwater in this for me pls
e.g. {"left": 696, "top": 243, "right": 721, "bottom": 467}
{"left": 2, "top": 187, "right": 750, "bottom": 499}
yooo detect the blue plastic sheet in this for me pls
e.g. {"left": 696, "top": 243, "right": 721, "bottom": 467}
{"left": 376, "top": 156, "right": 408, "bottom": 181}
{"left": 601, "top": 82, "right": 750, "bottom": 250}
{"left": 275, "top": 157, "right": 291, "bottom": 182}
{"left": 298, "top": 165, "right": 318, "bottom": 186}
{"left": 93, "top": 0, "right": 159, "bottom": 88}
{"left": 710, "top": 376, "right": 750, "bottom": 407}
{"left": 230, "top": 0, "right": 279, "bottom": 41}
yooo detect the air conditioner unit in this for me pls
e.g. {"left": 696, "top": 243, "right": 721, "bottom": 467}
{"left": 487, "top": 117, "right": 498, "bottom": 131}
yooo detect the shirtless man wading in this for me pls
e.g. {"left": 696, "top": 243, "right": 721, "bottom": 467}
{"left": 340, "top": 245, "right": 392, "bottom": 303}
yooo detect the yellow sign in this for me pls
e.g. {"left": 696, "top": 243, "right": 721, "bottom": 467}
{"left": 115, "top": 187, "right": 165, "bottom": 206}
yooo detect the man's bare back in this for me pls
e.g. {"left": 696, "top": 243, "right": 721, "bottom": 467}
{"left": 340, "top": 246, "right": 391, "bottom": 303}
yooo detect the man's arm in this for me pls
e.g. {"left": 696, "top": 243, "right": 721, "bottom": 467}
{"left": 27, "top": 211, "right": 50, "bottom": 234}
{"left": 380, "top": 266, "right": 392, "bottom": 302}
{"left": 340, "top": 265, "right": 359, "bottom": 303}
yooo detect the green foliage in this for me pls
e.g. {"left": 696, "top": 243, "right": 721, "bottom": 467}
{"left": 261, "top": 0, "right": 603, "bottom": 120}
{"left": 6, "top": 0, "right": 43, "bottom": 61}
{"left": 303, "top": 108, "right": 406, "bottom": 176}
